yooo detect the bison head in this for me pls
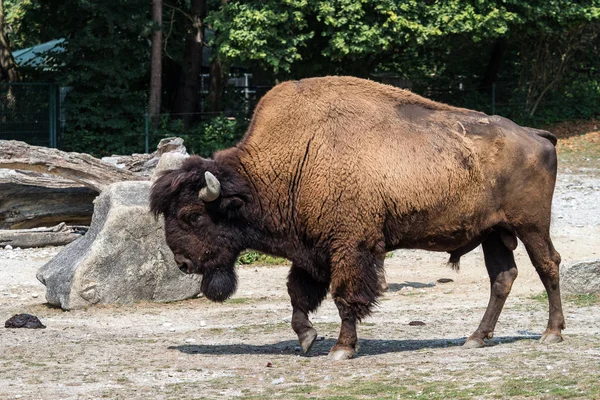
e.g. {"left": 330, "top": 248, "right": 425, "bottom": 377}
{"left": 150, "top": 156, "right": 250, "bottom": 302}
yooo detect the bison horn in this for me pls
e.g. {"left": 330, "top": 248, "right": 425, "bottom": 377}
{"left": 198, "top": 171, "right": 221, "bottom": 202}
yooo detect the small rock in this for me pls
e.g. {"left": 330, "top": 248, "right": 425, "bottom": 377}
{"left": 266, "top": 362, "right": 273, "bottom": 368}
{"left": 560, "top": 259, "right": 600, "bottom": 294}
{"left": 185, "top": 338, "right": 196, "bottom": 343}
{"left": 199, "top": 320, "right": 207, "bottom": 327}
{"left": 282, "top": 316, "right": 291, "bottom": 323}
{"left": 162, "top": 322, "right": 172, "bottom": 327}
{"left": 5, "top": 314, "right": 46, "bottom": 329}
{"left": 315, "top": 336, "right": 325, "bottom": 341}
{"left": 408, "top": 321, "right": 426, "bottom": 326}
{"left": 4, "top": 245, "right": 12, "bottom": 250}
{"left": 437, "top": 278, "right": 454, "bottom": 284}
{"left": 31, "top": 293, "right": 39, "bottom": 298}
{"left": 168, "top": 328, "right": 176, "bottom": 332}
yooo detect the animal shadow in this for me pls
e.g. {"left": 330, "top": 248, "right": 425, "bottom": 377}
{"left": 168, "top": 335, "right": 539, "bottom": 358}
{"left": 387, "top": 281, "right": 436, "bottom": 292}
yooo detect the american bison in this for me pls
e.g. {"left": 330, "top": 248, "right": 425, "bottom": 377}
{"left": 151, "top": 76, "right": 564, "bottom": 360}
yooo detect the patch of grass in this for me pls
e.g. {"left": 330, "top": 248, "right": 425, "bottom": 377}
{"left": 415, "top": 383, "right": 492, "bottom": 400}
{"left": 236, "top": 250, "right": 288, "bottom": 266}
{"left": 530, "top": 291, "right": 600, "bottom": 307}
{"left": 307, "top": 377, "right": 590, "bottom": 400}
{"left": 529, "top": 291, "right": 549, "bottom": 303}
{"left": 502, "top": 377, "right": 583, "bottom": 398}
{"left": 566, "top": 293, "right": 600, "bottom": 307}
{"left": 285, "top": 384, "right": 319, "bottom": 395}
{"left": 307, "top": 380, "right": 422, "bottom": 399}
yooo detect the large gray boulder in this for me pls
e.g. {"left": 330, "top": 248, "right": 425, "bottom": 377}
{"left": 560, "top": 259, "right": 600, "bottom": 294}
{"left": 37, "top": 180, "right": 202, "bottom": 310}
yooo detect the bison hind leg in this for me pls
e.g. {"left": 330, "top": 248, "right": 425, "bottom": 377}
{"left": 464, "top": 228, "right": 519, "bottom": 348}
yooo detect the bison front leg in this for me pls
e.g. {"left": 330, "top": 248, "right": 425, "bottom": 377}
{"left": 329, "top": 248, "right": 382, "bottom": 360}
{"left": 287, "top": 264, "right": 329, "bottom": 354}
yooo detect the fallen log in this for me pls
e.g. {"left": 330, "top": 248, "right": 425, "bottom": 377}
{"left": 0, "top": 137, "right": 187, "bottom": 230}
{"left": 0, "top": 140, "right": 142, "bottom": 192}
{"left": 0, "top": 170, "right": 96, "bottom": 229}
{"left": 0, "top": 223, "right": 87, "bottom": 248}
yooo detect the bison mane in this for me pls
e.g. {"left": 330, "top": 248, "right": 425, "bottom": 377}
{"left": 150, "top": 157, "right": 209, "bottom": 217}
{"left": 150, "top": 154, "right": 252, "bottom": 218}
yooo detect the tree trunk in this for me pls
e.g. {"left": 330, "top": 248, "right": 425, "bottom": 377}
{"left": 480, "top": 39, "right": 506, "bottom": 91}
{"left": 0, "top": 0, "right": 20, "bottom": 82}
{"left": 149, "top": 0, "right": 163, "bottom": 129}
{"left": 207, "top": 55, "right": 224, "bottom": 113}
{"left": 172, "top": 0, "right": 206, "bottom": 129}
{"left": 0, "top": 140, "right": 142, "bottom": 192}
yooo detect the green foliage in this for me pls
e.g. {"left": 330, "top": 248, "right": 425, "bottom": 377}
{"left": 208, "top": 1, "right": 600, "bottom": 78}
{"left": 236, "top": 250, "right": 287, "bottom": 266}
{"left": 5, "top": 0, "right": 600, "bottom": 155}
{"left": 9, "top": 0, "right": 153, "bottom": 156}
{"left": 152, "top": 115, "right": 248, "bottom": 157}
{"left": 208, "top": 1, "right": 313, "bottom": 74}
{"left": 4, "top": 0, "right": 39, "bottom": 48}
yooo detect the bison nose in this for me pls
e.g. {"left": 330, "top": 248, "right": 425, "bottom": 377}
{"left": 174, "top": 254, "right": 194, "bottom": 274}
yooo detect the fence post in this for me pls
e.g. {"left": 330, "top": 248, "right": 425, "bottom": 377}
{"left": 491, "top": 83, "right": 496, "bottom": 115}
{"left": 145, "top": 112, "right": 149, "bottom": 154}
{"left": 48, "top": 83, "right": 57, "bottom": 148}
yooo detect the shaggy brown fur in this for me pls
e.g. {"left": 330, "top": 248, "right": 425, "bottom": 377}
{"left": 151, "top": 76, "right": 564, "bottom": 359}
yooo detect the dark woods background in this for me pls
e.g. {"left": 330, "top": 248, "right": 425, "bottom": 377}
{"left": 2, "top": 0, "right": 599, "bottom": 156}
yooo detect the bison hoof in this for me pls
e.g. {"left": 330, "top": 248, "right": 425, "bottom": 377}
{"left": 463, "top": 338, "right": 486, "bottom": 349}
{"left": 539, "top": 332, "right": 563, "bottom": 344}
{"left": 298, "top": 328, "right": 318, "bottom": 354}
{"left": 328, "top": 347, "right": 355, "bottom": 360}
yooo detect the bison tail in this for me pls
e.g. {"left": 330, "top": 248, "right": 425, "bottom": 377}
{"left": 524, "top": 127, "right": 557, "bottom": 146}
{"left": 535, "top": 130, "right": 557, "bottom": 146}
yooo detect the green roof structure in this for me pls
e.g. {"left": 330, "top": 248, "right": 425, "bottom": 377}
{"left": 12, "top": 39, "right": 65, "bottom": 69}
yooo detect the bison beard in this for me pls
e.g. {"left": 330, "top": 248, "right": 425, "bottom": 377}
{"left": 200, "top": 267, "right": 237, "bottom": 302}
{"left": 151, "top": 76, "right": 565, "bottom": 360}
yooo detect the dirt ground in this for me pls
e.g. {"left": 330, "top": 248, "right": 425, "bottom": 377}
{"left": 1, "top": 133, "right": 599, "bottom": 400}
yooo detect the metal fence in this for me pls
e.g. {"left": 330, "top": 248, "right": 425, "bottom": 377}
{"left": 0, "top": 82, "right": 59, "bottom": 147}
{"left": 2, "top": 79, "right": 599, "bottom": 155}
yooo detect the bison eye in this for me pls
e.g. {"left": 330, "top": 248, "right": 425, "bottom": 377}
{"left": 186, "top": 213, "right": 202, "bottom": 225}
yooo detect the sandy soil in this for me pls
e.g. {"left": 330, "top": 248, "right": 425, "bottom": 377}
{"left": 0, "top": 142, "right": 599, "bottom": 399}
